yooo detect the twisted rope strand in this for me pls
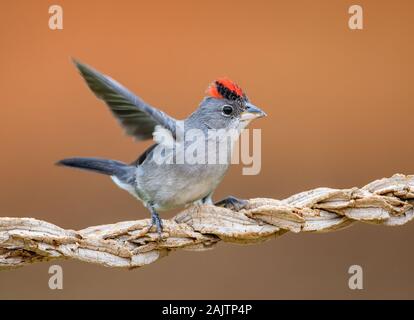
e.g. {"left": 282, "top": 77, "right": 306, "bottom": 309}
{"left": 1, "top": 174, "right": 413, "bottom": 269}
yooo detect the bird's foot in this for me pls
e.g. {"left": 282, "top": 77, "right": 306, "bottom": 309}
{"left": 149, "top": 209, "right": 164, "bottom": 239}
{"left": 215, "top": 196, "right": 248, "bottom": 211}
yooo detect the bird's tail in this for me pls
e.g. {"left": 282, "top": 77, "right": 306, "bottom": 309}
{"left": 56, "top": 157, "right": 135, "bottom": 183}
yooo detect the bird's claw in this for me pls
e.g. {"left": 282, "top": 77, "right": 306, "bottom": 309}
{"left": 215, "top": 196, "right": 248, "bottom": 211}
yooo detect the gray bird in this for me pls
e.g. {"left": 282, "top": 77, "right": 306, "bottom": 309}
{"left": 57, "top": 60, "right": 266, "bottom": 235}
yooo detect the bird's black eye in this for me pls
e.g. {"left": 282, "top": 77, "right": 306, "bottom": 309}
{"left": 222, "top": 105, "right": 233, "bottom": 116}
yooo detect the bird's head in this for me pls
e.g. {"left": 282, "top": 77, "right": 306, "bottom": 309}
{"left": 187, "top": 78, "right": 266, "bottom": 131}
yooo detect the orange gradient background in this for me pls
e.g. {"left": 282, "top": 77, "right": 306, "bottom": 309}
{"left": 1, "top": 0, "right": 414, "bottom": 299}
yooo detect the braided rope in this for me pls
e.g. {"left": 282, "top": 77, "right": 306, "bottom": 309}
{"left": 1, "top": 173, "right": 413, "bottom": 269}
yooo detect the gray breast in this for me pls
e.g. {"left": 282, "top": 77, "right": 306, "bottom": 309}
{"left": 136, "top": 140, "right": 231, "bottom": 210}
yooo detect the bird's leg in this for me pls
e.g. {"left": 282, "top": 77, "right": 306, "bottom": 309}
{"left": 192, "top": 193, "right": 214, "bottom": 207}
{"left": 147, "top": 204, "right": 163, "bottom": 237}
{"left": 201, "top": 193, "right": 214, "bottom": 205}
{"left": 214, "top": 196, "right": 248, "bottom": 211}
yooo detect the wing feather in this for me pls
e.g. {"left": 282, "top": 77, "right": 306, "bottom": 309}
{"left": 73, "top": 59, "right": 177, "bottom": 140}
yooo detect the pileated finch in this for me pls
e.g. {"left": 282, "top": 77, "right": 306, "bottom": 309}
{"left": 57, "top": 60, "right": 266, "bottom": 236}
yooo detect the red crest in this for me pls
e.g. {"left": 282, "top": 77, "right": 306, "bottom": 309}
{"left": 207, "top": 78, "right": 246, "bottom": 101}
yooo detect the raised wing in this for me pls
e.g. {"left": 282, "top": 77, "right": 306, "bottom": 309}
{"left": 73, "top": 59, "right": 177, "bottom": 140}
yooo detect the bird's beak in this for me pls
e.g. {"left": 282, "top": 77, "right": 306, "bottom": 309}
{"left": 240, "top": 103, "right": 267, "bottom": 121}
